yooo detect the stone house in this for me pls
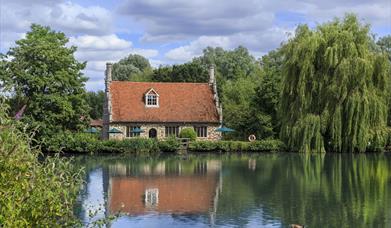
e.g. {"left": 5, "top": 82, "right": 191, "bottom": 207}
{"left": 102, "top": 63, "right": 223, "bottom": 141}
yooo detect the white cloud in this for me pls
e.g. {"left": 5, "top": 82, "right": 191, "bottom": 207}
{"left": 68, "top": 34, "right": 159, "bottom": 91}
{"left": 165, "top": 36, "right": 232, "bottom": 62}
{"left": 1, "top": 1, "right": 113, "bottom": 35}
{"left": 164, "top": 27, "right": 291, "bottom": 62}
{"left": 69, "top": 35, "right": 132, "bottom": 51}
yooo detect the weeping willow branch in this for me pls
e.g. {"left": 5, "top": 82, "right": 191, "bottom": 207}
{"left": 279, "top": 14, "right": 391, "bottom": 153}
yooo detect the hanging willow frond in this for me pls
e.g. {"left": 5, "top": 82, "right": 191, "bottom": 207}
{"left": 279, "top": 14, "right": 391, "bottom": 153}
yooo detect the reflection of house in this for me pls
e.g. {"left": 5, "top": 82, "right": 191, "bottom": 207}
{"left": 102, "top": 63, "right": 223, "bottom": 141}
{"left": 107, "top": 161, "right": 222, "bottom": 215}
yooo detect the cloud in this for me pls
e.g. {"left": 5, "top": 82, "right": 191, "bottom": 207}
{"left": 68, "top": 34, "right": 159, "bottom": 91}
{"left": 1, "top": 1, "right": 113, "bottom": 36}
{"left": 69, "top": 35, "right": 132, "bottom": 51}
{"left": 118, "top": 0, "right": 275, "bottom": 42}
{"left": 164, "top": 27, "right": 291, "bottom": 62}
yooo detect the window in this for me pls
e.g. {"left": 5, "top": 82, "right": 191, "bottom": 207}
{"left": 165, "top": 126, "right": 179, "bottom": 137}
{"left": 126, "top": 125, "right": 141, "bottom": 137}
{"left": 194, "top": 126, "right": 208, "bottom": 138}
{"left": 145, "top": 89, "right": 159, "bottom": 107}
{"left": 145, "top": 188, "right": 159, "bottom": 207}
{"left": 147, "top": 94, "right": 157, "bottom": 106}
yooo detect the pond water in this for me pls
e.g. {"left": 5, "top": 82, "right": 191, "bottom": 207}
{"left": 74, "top": 153, "right": 391, "bottom": 228}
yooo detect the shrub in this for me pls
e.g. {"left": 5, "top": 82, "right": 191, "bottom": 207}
{"left": 158, "top": 136, "right": 181, "bottom": 152}
{"left": 189, "top": 139, "right": 285, "bottom": 152}
{"left": 0, "top": 102, "right": 83, "bottom": 226}
{"left": 43, "top": 132, "right": 102, "bottom": 153}
{"left": 179, "top": 128, "right": 197, "bottom": 141}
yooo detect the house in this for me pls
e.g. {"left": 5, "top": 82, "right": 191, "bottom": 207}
{"left": 102, "top": 63, "right": 223, "bottom": 141}
{"left": 89, "top": 119, "right": 103, "bottom": 129}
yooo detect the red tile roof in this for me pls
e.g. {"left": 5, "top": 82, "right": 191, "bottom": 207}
{"left": 110, "top": 82, "right": 219, "bottom": 123}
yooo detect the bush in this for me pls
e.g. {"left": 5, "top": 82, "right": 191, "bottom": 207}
{"left": 189, "top": 139, "right": 285, "bottom": 152}
{"left": 158, "top": 136, "right": 181, "bottom": 152}
{"left": 179, "top": 128, "right": 197, "bottom": 141}
{"left": 43, "top": 132, "right": 102, "bottom": 153}
{"left": 0, "top": 103, "right": 83, "bottom": 226}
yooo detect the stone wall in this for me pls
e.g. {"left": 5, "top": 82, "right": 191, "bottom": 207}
{"left": 108, "top": 123, "right": 222, "bottom": 141}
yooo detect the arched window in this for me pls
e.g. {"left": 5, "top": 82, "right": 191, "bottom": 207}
{"left": 145, "top": 88, "right": 159, "bottom": 107}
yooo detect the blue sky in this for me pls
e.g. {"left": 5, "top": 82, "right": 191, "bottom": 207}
{"left": 1, "top": 0, "right": 390, "bottom": 91}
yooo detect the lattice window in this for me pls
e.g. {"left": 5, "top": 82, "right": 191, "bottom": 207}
{"left": 126, "top": 125, "right": 141, "bottom": 137}
{"left": 194, "top": 126, "right": 208, "bottom": 138}
{"left": 165, "top": 126, "right": 179, "bottom": 137}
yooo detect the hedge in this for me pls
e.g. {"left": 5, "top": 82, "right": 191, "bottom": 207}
{"left": 188, "top": 139, "right": 285, "bottom": 152}
{"left": 44, "top": 132, "right": 285, "bottom": 154}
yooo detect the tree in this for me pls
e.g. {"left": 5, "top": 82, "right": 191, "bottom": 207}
{"left": 112, "top": 54, "right": 152, "bottom": 81}
{"left": 85, "top": 90, "right": 105, "bottom": 119}
{"left": 377, "top": 35, "right": 391, "bottom": 61}
{"left": 376, "top": 36, "right": 391, "bottom": 127}
{"left": 251, "top": 49, "right": 284, "bottom": 138}
{"left": 151, "top": 62, "right": 208, "bottom": 82}
{"left": 222, "top": 76, "right": 261, "bottom": 140}
{"left": 1, "top": 24, "right": 90, "bottom": 139}
{"left": 193, "top": 46, "right": 260, "bottom": 81}
{"left": 279, "top": 14, "right": 390, "bottom": 153}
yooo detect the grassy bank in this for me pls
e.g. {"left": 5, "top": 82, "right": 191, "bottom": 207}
{"left": 43, "top": 132, "right": 285, "bottom": 154}
{"left": 189, "top": 139, "right": 285, "bottom": 152}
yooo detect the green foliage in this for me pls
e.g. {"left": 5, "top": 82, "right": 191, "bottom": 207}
{"left": 222, "top": 76, "right": 261, "bottom": 140}
{"left": 377, "top": 35, "right": 391, "bottom": 62}
{"left": 0, "top": 101, "right": 83, "bottom": 226}
{"left": 1, "top": 24, "right": 89, "bottom": 140}
{"left": 158, "top": 136, "right": 181, "bottom": 152}
{"left": 189, "top": 139, "right": 285, "bottom": 152}
{"left": 376, "top": 36, "right": 391, "bottom": 127}
{"left": 85, "top": 90, "right": 105, "bottom": 120}
{"left": 193, "top": 46, "right": 260, "bottom": 81}
{"left": 112, "top": 54, "right": 152, "bottom": 81}
{"left": 251, "top": 50, "right": 284, "bottom": 138}
{"left": 179, "top": 128, "right": 197, "bottom": 141}
{"left": 279, "top": 14, "right": 391, "bottom": 152}
{"left": 152, "top": 62, "right": 208, "bottom": 82}
{"left": 44, "top": 131, "right": 102, "bottom": 153}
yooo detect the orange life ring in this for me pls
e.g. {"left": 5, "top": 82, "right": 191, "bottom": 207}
{"left": 248, "top": 134, "right": 256, "bottom": 142}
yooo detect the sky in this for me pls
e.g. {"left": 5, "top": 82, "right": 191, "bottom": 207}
{"left": 0, "top": 0, "right": 390, "bottom": 91}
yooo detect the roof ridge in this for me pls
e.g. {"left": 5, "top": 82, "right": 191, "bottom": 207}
{"left": 110, "top": 81, "right": 209, "bottom": 85}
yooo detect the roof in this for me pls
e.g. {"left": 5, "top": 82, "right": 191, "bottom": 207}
{"left": 90, "top": 119, "right": 103, "bottom": 127}
{"left": 110, "top": 81, "right": 219, "bottom": 123}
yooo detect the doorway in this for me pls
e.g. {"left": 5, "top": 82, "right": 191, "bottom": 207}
{"left": 149, "top": 128, "right": 157, "bottom": 138}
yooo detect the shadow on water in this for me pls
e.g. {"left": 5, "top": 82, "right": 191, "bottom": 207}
{"left": 73, "top": 153, "right": 391, "bottom": 227}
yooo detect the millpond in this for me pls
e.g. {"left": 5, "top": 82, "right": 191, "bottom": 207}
{"left": 74, "top": 153, "right": 391, "bottom": 227}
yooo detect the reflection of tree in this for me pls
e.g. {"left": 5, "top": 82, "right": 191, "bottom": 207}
{"left": 216, "top": 154, "right": 391, "bottom": 227}
{"left": 73, "top": 154, "right": 391, "bottom": 227}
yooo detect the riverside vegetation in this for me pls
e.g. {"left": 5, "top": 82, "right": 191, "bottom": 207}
{"left": 0, "top": 101, "right": 83, "bottom": 226}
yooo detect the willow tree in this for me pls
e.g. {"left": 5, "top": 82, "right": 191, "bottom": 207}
{"left": 279, "top": 15, "right": 390, "bottom": 153}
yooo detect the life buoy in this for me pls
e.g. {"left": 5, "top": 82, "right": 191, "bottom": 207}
{"left": 248, "top": 134, "right": 256, "bottom": 142}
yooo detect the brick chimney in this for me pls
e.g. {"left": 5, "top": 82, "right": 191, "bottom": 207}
{"left": 208, "top": 65, "right": 223, "bottom": 126}
{"left": 102, "top": 62, "right": 113, "bottom": 139}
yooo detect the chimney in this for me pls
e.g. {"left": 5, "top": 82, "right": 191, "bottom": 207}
{"left": 105, "top": 62, "right": 113, "bottom": 85}
{"left": 102, "top": 62, "right": 113, "bottom": 139}
{"left": 208, "top": 65, "right": 215, "bottom": 85}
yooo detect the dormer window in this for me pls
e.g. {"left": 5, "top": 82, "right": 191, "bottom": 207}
{"left": 145, "top": 88, "right": 159, "bottom": 107}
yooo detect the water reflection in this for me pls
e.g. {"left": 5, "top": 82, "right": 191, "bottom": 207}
{"left": 108, "top": 160, "right": 222, "bottom": 216}
{"left": 75, "top": 153, "right": 391, "bottom": 227}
